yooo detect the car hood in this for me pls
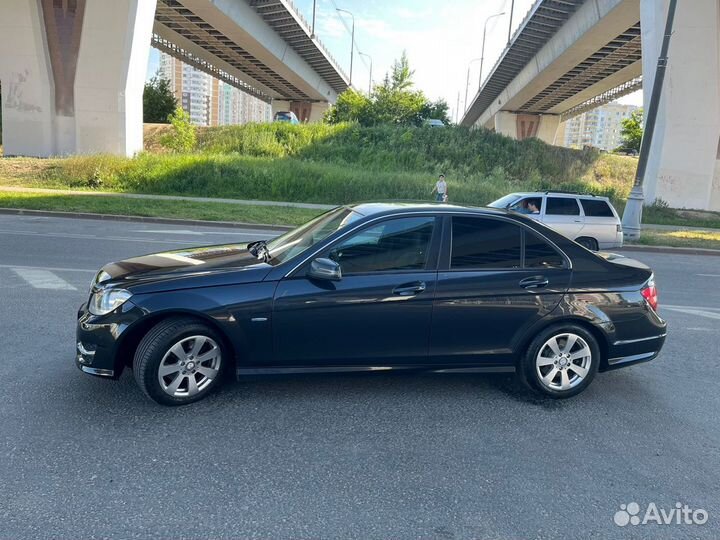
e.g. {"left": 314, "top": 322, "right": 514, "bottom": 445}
{"left": 96, "top": 243, "right": 274, "bottom": 293}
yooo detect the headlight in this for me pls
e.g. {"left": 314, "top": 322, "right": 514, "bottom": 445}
{"left": 90, "top": 269, "right": 112, "bottom": 290}
{"left": 89, "top": 288, "right": 132, "bottom": 316}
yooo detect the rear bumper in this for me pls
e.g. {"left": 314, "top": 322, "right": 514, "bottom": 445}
{"left": 605, "top": 332, "right": 666, "bottom": 370}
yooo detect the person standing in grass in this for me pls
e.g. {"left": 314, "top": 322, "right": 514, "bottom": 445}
{"left": 431, "top": 174, "right": 448, "bottom": 202}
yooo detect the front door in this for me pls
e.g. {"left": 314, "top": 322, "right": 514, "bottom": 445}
{"left": 272, "top": 215, "right": 440, "bottom": 366}
{"left": 430, "top": 216, "right": 571, "bottom": 365}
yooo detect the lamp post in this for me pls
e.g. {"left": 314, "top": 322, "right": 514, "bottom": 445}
{"left": 464, "top": 57, "right": 481, "bottom": 113}
{"left": 479, "top": 11, "right": 506, "bottom": 89}
{"left": 311, "top": 0, "right": 317, "bottom": 38}
{"left": 358, "top": 51, "right": 373, "bottom": 95}
{"left": 507, "top": 0, "right": 515, "bottom": 44}
{"left": 336, "top": 8, "right": 355, "bottom": 86}
{"left": 621, "top": 0, "right": 678, "bottom": 239}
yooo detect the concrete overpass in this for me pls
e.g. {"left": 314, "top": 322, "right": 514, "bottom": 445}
{"left": 461, "top": 0, "right": 720, "bottom": 211}
{"left": 0, "top": 0, "right": 349, "bottom": 158}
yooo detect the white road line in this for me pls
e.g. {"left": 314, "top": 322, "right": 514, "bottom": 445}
{"left": 0, "top": 229, "right": 207, "bottom": 245}
{"left": 697, "top": 274, "right": 720, "bottom": 277}
{"left": 11, "top": 268, "right": 77, "bottom": 290}
{"left": 664, "top": 306, "right": 720, "bottom": 321}
{"left": 664, "top": 304, "right": 720, "bottom": 312}
{"left": 0, "top": 264, "right": 94, "bottom": 273}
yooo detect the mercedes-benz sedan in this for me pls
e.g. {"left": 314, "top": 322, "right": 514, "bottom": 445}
{"left": 76, "top": 203, "right": 667, "bottom": 405}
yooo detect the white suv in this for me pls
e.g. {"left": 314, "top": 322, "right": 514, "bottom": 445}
{"left": 488, "top": 192, "right": 623, "bottom": 250}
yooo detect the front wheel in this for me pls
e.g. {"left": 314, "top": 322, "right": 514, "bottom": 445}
{"left": 133, "top": 318, "right": 226, "bottom": 406}
{"left": 518, "top": 324, "right": 600, "bottom": 398}
{"left": 576, "top": 237, "right": 599, "bottom": 251}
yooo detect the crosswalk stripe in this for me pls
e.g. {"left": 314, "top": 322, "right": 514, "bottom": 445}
{"left": 11, "top": 268, "right": 77, "bottom": 290}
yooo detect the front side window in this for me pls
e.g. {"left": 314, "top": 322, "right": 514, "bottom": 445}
{"left": 451, "top": 217, "right": 522, "bottom": 269}
{"left": 546, "top": 197, "right": 580, "bottom": 216}
{"left": 328, "top": 217, "right": 435, "bottom": 274}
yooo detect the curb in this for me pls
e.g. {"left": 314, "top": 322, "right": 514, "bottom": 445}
{"left": 0, "top": 207, "right": 294, "bottom": 232}
{"left": 619, "top": 244, "right": 720, "bottom": 257}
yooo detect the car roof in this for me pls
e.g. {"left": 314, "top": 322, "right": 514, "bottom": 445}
{"left": 507, "top": 192, "right": 610, "bottom": 201}
{"left": 346, "top": 202, "right": 513, "bottom": 218}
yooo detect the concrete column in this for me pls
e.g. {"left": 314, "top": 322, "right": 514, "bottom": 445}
{"left": 0, "top": 0, "right": 56, "bottom": 157}
{"left": 74, "top": 0, "right": 156, "bottom": 156}
{"left": 641, "top": 0, "right": 720, "bottom": 210}
{"left": 0, "top": 0, "right": 155, "bottom": 157}
{"left": 493, "top": 111, "right": 561, "bottom": 144}
{"left": 308, "top": 102, "right": 329, "bottom": 123}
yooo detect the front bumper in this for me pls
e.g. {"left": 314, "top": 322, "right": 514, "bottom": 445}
{"left": 75, "top": 300, "right": 144, "bottom": 379}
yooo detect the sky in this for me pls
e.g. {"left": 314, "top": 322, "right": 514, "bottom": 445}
{"left": 146, "top": 0, "right": 642, "bottom": 119}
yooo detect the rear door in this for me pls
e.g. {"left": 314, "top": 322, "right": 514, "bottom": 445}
{"left": 429, "top": 215, "right": 571, "bottom": 365}
{"left": 579, "top": 198, "right": 621, "bottom": 248}
{"left": 541, "top": 196, "right": 584, "bottom": 239}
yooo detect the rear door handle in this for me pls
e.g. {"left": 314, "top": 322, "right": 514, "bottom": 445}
{"left": 393, "top": 281, "right": 426, "bottom": 296}
{"left": 519, "top": 276, "right": 549, "bottom": 289}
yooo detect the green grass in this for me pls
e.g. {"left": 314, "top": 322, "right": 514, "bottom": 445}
{"left": 633, "top": 229, "right": 720, "bottom": 250}
{"left": 0, "top": 191, "right": 319, "bottom": 226}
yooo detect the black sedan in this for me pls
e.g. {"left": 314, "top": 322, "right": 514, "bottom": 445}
{"left": 76, "top": 203, "right": 667, "bottom": 405}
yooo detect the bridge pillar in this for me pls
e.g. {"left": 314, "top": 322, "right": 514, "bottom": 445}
{"left": 493, "top": 111, "right": 560, "bottom": 144}
{"left": 271, "top": 100, "right": 327, "bottom": 123}
{"left": 0, "top": 0, "right": 156, "bottom": 157}
{"left": 641, "top": 0, "right": 720, "bottom": 211}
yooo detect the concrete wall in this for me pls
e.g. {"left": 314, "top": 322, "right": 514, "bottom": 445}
{"left": 493, "top": 111, "right": 560, "bottom": 144}
{"left": 641, "top": 0, "right": 720, "bottom": 210}
{"left": 0, "top": 0, "right": 155, "bottom": 157}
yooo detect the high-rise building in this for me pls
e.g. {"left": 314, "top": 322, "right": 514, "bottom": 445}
{"left": 561, "top": 102, "right": 639, "bottom": 151}
{"left": 157, "top": 51, "right": 271, "bottom": 127}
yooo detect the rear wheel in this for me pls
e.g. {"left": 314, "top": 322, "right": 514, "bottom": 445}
{"left": 519, "top": 324, "right": 600, "bottom": 398}
{"left": 576, "top": 237, "right": 599, "bottom": 251}
{"left": 133, "top": 318, "right": 226, "bottom": 406}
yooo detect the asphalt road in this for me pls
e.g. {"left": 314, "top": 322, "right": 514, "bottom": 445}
{"left": 0, "top": 214, "right": 718, "bottom": 539}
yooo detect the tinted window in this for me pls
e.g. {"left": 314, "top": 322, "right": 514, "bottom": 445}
{"left": 580, "top": 199, "right": 615, "bottom": 217}
{"left": 451, "top": 217, "right": 522, "bottom": 269}
{"left": 525, "top": 232, "right": 565, "bottom": 269}
{"left": 328, "top": 217, "right": 435, "bottom": 274}
{"left": 546, "top": 197, "right": 580, "bottom": 216}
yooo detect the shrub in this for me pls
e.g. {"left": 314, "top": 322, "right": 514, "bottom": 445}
{"left": 161, "top": 108, "right": 196, "bottom": 153}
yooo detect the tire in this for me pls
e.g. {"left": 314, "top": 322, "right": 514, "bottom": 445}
{"left": 576, "top": 237, "right": 599, "bottom": 251}
{"left": 518, "top": 324, "right": 600, "bottom": 399}
{"left": 133, "top": 317, "right": 227, "bottom": 406}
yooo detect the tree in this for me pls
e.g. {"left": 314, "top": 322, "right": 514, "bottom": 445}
{"left": 617, "top": 108, "right": 643, "bottom": 153}
{"left": 326, "top": 52, "right": 450, "bottom": 126}
{"left": 143, "top": 76, "right": 177, "bottom": 123}
{"left": 161, "top": 107, "right": 196, "bottom": 152}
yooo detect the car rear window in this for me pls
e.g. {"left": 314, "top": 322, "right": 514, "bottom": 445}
{"left": 546, "top": 197, "right": 580, "bottom": 216}
{"left": 451, "top": 217, "right": 522, "bottom": 269}
{"left": 580, "top": 199, "right": 615, "bottom": 217}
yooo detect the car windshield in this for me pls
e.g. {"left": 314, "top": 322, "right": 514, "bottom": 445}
{"left": 488, "top": 193, "right": 521, "bottom": 209}
{"left": 263, "top": 206, "right": 363, "bottom": 265}
{"left": 275, "top": 112, "right": 292, "bottom": 120}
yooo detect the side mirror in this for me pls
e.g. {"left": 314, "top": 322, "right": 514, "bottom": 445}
{"left": 308, "top": 257, "right": 342, "bottom": 281}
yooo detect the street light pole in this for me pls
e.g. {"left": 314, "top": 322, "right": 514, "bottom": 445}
{"left": 479, "top": 11, "right": 506, "bottom": 89}
{"left": 507, "top": 0, "right": 515, "bottom": 44}
{"left": 311, "top": 0, "right": 317, "bottom": 38}
{"left": 464, "top": 57, "right": 481, "bottom": 113}
{"left": 358, "top": 52, "right": 373, "bottom": 95}
{"left": 621, "top": 0, "right": 678, "bottom": 240}
{"left": 336, "top": 8, "right": 355, "bottom": 86}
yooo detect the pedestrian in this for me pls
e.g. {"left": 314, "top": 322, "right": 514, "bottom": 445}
{"left": 431, "top": 174, "right": 448, "bottom": 203}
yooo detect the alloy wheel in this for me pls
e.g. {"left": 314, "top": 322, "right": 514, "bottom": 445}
{"left": 157, "top": 335, "right": 222, "bottom": 398}
{"left": 535, "top": 333, "right": 592, "bottom": 391}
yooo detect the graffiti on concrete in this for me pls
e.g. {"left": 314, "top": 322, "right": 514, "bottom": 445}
{"left": 5, "top": 70, "right": 43, "bottom": 113}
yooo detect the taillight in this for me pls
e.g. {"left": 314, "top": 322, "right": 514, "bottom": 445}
{"left": 641, "top": 276, "right": 658, "bottom": 311}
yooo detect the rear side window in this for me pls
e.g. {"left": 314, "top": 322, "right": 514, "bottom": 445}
{"left": 451, "top": 217, "right": 522, "bottom": 269}
{"left": 580, "top": 199, "right": 615, "bottom": 217}
{"left": 525, "top": 231, "right": 565, "bottom": 269}
{"left": 546, "top": 197, "right": 580, "bottom": 216}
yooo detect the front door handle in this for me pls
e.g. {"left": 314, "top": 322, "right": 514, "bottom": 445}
{"left": 519, "top": 276, "right": 549, "bottom": 289}
{"left": 393, "top": 281, "right": 426, "bottom": 296}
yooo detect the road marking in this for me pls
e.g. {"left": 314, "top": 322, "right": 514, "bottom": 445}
{"left": 664, "top": 304, "right": 720, "bottom": 312}
{"left": 0, "top": 264, "right": 94, "bottom": 273}
{"left": 685, "top": 327, "right": 715, "bottom": 332}
{"left": 11, "top": 268, "right": 77, "bottom": 290}
{"left": 664, "top": 306, "right": 720, "bottom": 321}
{"left": 697, "top": 274, "right": 720, "bottom": 277}
{"left": 0, "top": 229, "right": 203, "bottom": 245}
{"left": 138, "top": 229, "right": 261, "bottom": 237}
